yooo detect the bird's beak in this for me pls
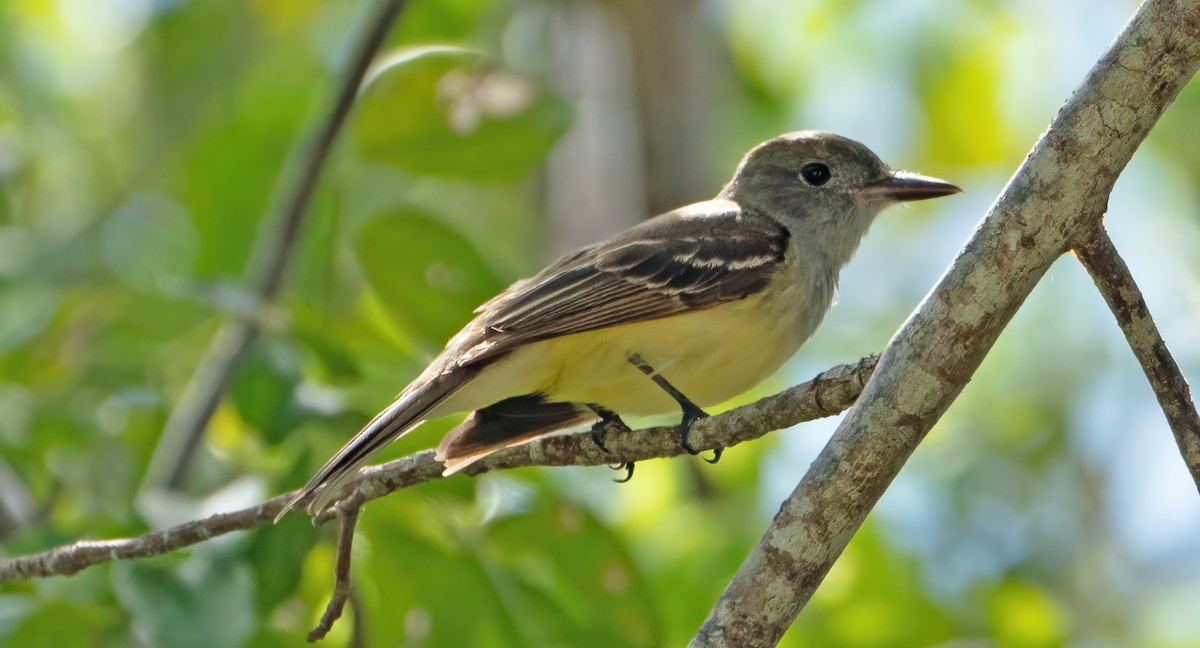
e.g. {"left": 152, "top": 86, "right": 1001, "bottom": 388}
{"left": 865, "top": 171, "right": 961, "bottom": 202}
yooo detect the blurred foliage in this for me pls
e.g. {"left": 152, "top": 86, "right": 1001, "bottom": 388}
{"left": 2, "top": 0, "right": 1200, "bottom": 647}
{"left": 353, "top": 47, "right": 571, "bottom": 180}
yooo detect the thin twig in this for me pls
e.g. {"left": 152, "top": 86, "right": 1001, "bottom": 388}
{"left": 308, "top": 506, "right": 363, "bottom": 642}
{"left": 0, "top": 497, "right": 287, "bottom": 581}
{"left": 0, "top": 356, "right": 877, "bottom": 582}
{"left": 1073, "top": 226, "right": 1200, "bottom": 491}
{"left": 145, "top": 0, "right": 408, "bottom": 491}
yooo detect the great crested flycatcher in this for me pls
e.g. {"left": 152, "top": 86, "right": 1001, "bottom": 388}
{"left": 280, "top": 131, "right": 960, "bottom": 518}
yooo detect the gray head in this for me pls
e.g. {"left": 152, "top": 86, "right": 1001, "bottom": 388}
{"left": 719, "top": 131, "right": 960, "bottom": 267}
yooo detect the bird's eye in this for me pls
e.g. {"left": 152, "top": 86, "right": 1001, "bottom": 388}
{"left": 800, "top": 163, "right": 832, "bottom": 186}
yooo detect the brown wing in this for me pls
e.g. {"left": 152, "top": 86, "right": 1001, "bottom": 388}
{"left": 469, "top": 204, "right": 789, "bottom": 360}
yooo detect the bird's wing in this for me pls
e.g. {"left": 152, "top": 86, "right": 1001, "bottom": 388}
{"left": 468, "top": 203, "right": 790, "bottom": 360}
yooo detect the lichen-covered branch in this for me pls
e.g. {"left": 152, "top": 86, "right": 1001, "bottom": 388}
{"left": 143, "top": 0, "right": 408, "bottom": 491}
{"left": 1074, "top": 227, "right": 1200, "bottom": 490}
{"left": 693, "top": 1, "right": 1200, "bottom": 645}
{"left": 0, "top": 356, "right": 877, "bottom": 582}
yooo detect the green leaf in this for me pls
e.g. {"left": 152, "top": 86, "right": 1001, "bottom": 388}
{"left": 112, "top": 557, "right": 256, "bottom": 648}
{"left": 355, "top": 498, "right": 523, "bottom": 648}
{"left": 916, "top": 30, "right": 1015, "bottom": 166}
{"left": 356, "top": 208, "right": 504, "bottom": 345}
{"left": 482, "top": 493, "right": 662, "bottom": 647}
{"left": 6, "top": 600, "right": 94, "bottom": 648}
{"left": 987, "top": 579, "right": 1066, "bottom": 648}
{"left": 293, "top": 328, "right": 362, "bottom": 384}
{"left": 231, "top": 343, "right": 303, "bottom": 445}
{"left": 247, "top": 514, "right": 318, "bottom": 615}
{"left": 0, "top": 283, "right": 58, "bottom": 354}
{"left": 352, "top": 47, "right": 571, "bottom": 181}
{"left": 100, "top": 194, "right": 199, "bottom": 293}
{"left": 398, "top": 0, "right": 495, "bottom": 41}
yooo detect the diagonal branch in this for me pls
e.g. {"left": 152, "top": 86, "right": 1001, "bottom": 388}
{"left": 693, "top": 1, "right": 1200, "bottom": 645}
{"left": 1073, "top": 226, "right": 1200, "bottom": 491}
{"left": 0, "top": 356, "right": 877, "bottom": 582}
{"left": 143, "top": 0, "right": 408, "bottom": 491}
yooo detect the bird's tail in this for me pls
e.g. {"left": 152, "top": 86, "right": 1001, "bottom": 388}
{"left": 275, "top": 371, "right": 466, "bottom": 521}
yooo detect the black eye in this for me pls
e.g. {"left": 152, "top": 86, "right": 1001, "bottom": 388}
{"left": 800, "top": 163, "right": 832, "bottom": 186}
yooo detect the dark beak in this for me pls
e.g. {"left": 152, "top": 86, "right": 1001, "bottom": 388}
{"left": 866, "top": 171, "right": 961, "bottom": 202}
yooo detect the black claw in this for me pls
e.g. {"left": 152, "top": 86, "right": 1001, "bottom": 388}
{"left": 703, "top": 447, "right": 723, "bottom": 464}
{"left": 589, "top": 404, "right": 636, "bottom": 480}
{"left": 680, "top": 436, "right": 701, "bottom": 455}
{"left": 678, "top": 403, "right": 710, "bottom": 456}
{"left": 591, "top": 427, "right": 611, "bottom": 453}
{"left": 587, "top": 404, "right": 630, "bottom": 455}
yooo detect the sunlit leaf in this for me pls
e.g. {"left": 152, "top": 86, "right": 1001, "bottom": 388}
{"left": 398, "top": 0, "right": 495, "bottom": 41}
{"left": 917, "top": 30, "right": 1014, "bottom": 166}
{"left": 988, "top": 579, "right": 1066, "bottom": 647}
{"left": 352, "top": 47, "right": 571, "bottom": 181}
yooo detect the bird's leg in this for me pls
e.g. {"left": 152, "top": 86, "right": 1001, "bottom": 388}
{"left": 586, "top": 404, "right": 635, "bottom": 483}
{"left": 626, "top": 354, "right": 722, "bottom": 464}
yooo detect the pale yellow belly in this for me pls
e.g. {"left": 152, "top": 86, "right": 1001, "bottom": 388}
{"left": 434, "top": 290, "right": 813, "bottom": 418}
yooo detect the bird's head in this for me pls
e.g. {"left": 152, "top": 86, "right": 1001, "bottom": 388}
{"left": 720, "top": 131, "right": 960, "bottom": 266}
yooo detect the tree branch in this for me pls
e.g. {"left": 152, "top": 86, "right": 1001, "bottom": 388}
{"left": 308, "top": 506, "right": 362, "bottom": 642}
{"left": 1073, "top": 227, "right": 1200, "bottom": 490}
{"left": 692, "top": 1, "right": 1200, "bottom": 645}
{"left": 0, "top": 356, "right": 877, "bottom": 582}
{"left": 143, "top": 0, "right": 408, "bottom": 491}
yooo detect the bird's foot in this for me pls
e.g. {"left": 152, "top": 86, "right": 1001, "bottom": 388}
{"left": 590, "top": 427, "right": 610, "bottom": 453}
{"left": 587, "top": 404, "right": 635, "bottom": 482}
{"left": 588, "top": 404, "right": 631, "bottom": 453}
{"left": 678, "top": 404, "right": 721, "bottom": 463}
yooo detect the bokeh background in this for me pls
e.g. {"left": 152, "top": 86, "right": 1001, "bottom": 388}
{"left": 3, "top": 0, "right": 1200, "bottom": 646}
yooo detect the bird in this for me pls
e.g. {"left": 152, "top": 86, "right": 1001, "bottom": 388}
{"left": 278, "top": 131, "right": 960, "bottom": 518}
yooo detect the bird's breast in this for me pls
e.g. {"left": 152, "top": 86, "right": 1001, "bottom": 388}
{"left": 531, "top": 280, "right": 829, "bottom": 415}
{"left": 436, "top": 262, "right": 836, "bottom": 420}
